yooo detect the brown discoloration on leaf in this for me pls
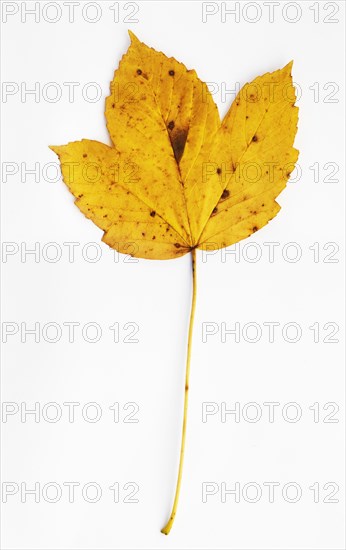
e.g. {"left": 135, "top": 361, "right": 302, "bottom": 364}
{"left": 169, "top": 127, "right": 188, "bottom": 164}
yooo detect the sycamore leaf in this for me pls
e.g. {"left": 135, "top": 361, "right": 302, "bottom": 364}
{"left": 50, "top": 32, "right": 299, "bottom": 535}
{"left": 51, "top": 31, "right": 298, "bottom": 259}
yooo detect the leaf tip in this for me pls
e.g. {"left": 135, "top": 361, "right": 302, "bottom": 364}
{"left": 49, "top": 145, "right": 60, "bottom": 155}
{"left": 128, "top": 29, "right": 140, "bottom": 44}
{"left": 283, "top": 60, "right": 294, "bottom": 76}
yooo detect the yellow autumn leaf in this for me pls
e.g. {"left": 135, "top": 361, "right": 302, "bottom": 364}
{"left": 51, "top": 32, "right": 298, "bottom": 260}
{"left": 50, "top": 32, "right": 299, "bottom": 535}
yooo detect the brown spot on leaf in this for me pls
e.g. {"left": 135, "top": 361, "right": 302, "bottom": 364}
{"left": 142, "top": 232, "right": 145, "bottom": 236}
{"left": 137, "top": 69, "right": 142, "bottom": 75}
{"left": 252, "top": 135, "right": 258, "bottom": 142}
{"left": 217, "top": 167, "right": 222, "bottom": 175}
{"left": 83, "top": 154, "right": 87, "bottom": 158}
{"left": 167, "top": 120, "right": 175, "bottom": 131}
{"left": 169, "top": 70, "right": 175, "bottom": 76}
{"left": 150, "top": 210, "right": 156, "bottom": 217}
{"left": 212, "top": 207, "right": 218, "bottom": 216}
{"left": 221, "top": 189, "right": 230, "bottom": 200}
{"left": 252, "top": 226, "right": 258, "bottom": 232}
{"left": 169, "top": 127, "right": 188, "bottom": 164}
{"left": 174, "top": 243, "right": 181, "bottom": 248}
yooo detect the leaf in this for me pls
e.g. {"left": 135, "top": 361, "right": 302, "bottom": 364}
{"left": 51, "top": 33, "right": 298, "bottom": 259}
{"left": 50, "top": 32, "right": 299, "bottom": 534}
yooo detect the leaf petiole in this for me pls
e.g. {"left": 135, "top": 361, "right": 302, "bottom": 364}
{"left": 161, "top": 248, "right": 197, "bottom": 535}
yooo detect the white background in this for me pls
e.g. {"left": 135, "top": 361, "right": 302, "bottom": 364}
{"left": 1, "top": 1, "right": 345, "bottom": 549}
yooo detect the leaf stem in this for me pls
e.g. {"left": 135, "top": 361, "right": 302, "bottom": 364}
{"left": 161, "top": 248, "right": 197, "bottom": 535}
